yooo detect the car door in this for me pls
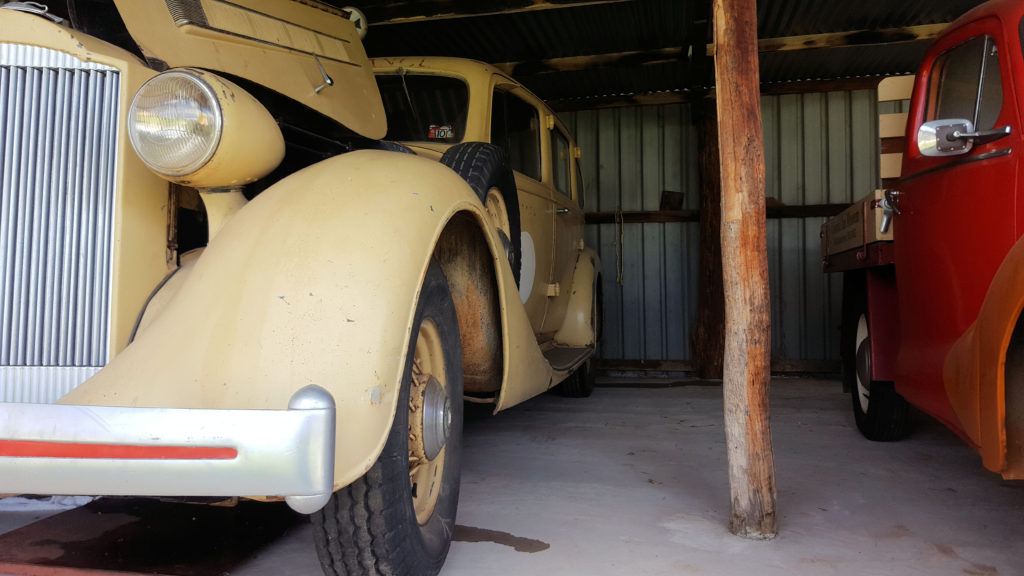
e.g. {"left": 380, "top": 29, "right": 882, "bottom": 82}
{"left": 894, "top": 18, "right": 1021, "bottom": 425}
{"left": 491, "top": 85, "right": 555, "bottom": 333}
{"left": 541, "top": 124, "right": 585, "bottom": 334}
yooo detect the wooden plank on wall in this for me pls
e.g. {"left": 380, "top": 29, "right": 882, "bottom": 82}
{"left": 595, "top": 359, "right": 841, "bottom": 373}
{"left": 584, "top": 203, "right": 852, "bottom": 224}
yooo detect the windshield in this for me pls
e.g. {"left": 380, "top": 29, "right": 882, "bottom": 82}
{"left": 376, "top": 73, "right": 469, "bottom": 143}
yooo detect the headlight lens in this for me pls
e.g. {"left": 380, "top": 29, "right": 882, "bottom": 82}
{"left": 128, "top": 71, "right": 222, "bottom": 177}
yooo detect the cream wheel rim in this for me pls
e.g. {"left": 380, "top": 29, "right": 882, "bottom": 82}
{"left": 855, "top": 313, "right": 870, "bottom": 413}
{"left": 409, "top": 318, "right": 448, "bottom": 525}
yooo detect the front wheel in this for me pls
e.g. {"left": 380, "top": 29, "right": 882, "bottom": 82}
{"left": 312, "top": 261, "right": 463, "bottom": 576}
{"left": 844, "top": 276, "right": 909, "bottom": 441}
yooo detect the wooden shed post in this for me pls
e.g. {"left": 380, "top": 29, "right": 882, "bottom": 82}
{"left": 712, "top": 0, "right": 778, "bottom": 539}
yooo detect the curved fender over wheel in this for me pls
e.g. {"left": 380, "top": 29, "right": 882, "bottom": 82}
{"left": 313, "top": 260, "right": 463, "bottom": 575}
{"left": 944, "top": 233, "right": 1024, "bottom": 475}
{"left": 554, "top": 248, "right": 600, "bottom": 348}
{"left": 61, "top": 150, "right": 503, "bottom": 491}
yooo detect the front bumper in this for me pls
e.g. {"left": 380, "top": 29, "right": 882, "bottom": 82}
{"left": 0, "top": 385, "right": 336, "bottom": 514}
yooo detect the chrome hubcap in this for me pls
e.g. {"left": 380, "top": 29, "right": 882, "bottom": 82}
{"left": 421, "top": 376, "right": 450, "bottom": 461}
{"left": 409, "top": 318, "right": 447, "bottom": 525}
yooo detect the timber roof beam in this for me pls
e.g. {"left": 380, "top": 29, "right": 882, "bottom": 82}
{"left": 494, "top": 23, "right": 949, "bottom": 79}
{"left": 365, "top": 0, "right": 632, "bottom": 25}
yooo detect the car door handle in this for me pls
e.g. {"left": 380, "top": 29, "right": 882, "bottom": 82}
{"left": 555, "top": 208, "right": 570, "bottom": 215}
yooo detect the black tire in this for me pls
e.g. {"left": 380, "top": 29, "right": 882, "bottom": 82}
{"left": 440, "top": 142, "right": 521, "bottom": 286}
{"left": 312, "top": 261, "right": 463, "bottom": 576}
{"left": 558, "top": 358, "right": 596, "bottom": 398}
{"left": 844, "top": 273, "right": 910, "bottom": 441}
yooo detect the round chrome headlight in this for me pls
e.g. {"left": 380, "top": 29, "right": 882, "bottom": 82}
{"left": 128, "top": 70, "right": 223, "bottom": 177}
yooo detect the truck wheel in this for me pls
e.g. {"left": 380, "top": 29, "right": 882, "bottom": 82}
{"left": 312, "top": 261, "right": 463, "bottom": 576}
{"left": 440, "top": 142, "right": 521, "bottom": 286}
{"left": 846, "top": 291, "right": 909, "bottom": 441}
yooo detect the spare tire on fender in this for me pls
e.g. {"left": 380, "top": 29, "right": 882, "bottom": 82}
{"left": 440, "top": 142, "right": 522, "bottom": 287}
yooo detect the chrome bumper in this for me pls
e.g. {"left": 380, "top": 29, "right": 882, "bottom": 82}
{"left": 0, "top": 385, "right": 336, "bottom": 514}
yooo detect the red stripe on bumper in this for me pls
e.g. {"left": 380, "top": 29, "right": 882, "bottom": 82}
{"left": 0, "top": 440, "right": 237, "bottom": 460}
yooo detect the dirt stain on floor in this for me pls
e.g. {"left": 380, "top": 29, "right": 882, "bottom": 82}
{"left": 453, "top": 525, "right": 550, "bottom": 553}
{"left": 934, "top": 543, "right": 998, "bottom": 575}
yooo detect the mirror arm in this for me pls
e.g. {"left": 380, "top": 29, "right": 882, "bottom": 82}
{"left": 950, "top": 125, "right": 1012, "bottom": 145}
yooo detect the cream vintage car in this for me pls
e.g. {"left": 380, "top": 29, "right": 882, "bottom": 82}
{"left": 0, "top": 2, "right": 598, "bottom": 575}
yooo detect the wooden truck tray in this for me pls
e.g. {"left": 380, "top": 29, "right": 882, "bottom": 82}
{"left": 821, "top": 189, "right": 895, "bottom": 272}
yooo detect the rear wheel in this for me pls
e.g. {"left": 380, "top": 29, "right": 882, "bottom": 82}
{"left": 844, "top": 276, "right": 909, "bottom": 441}
{"left": 558, "top": 358, "right": 596, "bottom": 398}
{"left": 312, "top": 261, "right": 463, "bottom": 576}
{"left": 558, "top": 277, "right": 601, "bottom": 398}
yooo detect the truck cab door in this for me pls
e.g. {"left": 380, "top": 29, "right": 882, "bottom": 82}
{"left": 895, "top": 19, "right": 1021, "bottom": 427}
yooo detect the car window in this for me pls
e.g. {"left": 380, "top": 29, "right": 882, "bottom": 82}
{"left": 552, "top": 129, "right": 571, "bottom": 197}
{"left": 927, "top": 35, "right": 1003, "bottom": 131}
{"left": 491, "top": 90, "right": 541, "bottom": 181}
{"left": 376, "top": 73, "right": 469, "bottom": 142}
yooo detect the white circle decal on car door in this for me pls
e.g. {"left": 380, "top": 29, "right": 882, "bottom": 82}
{"left": 519, "top": 231, "right": 536, "bottom": 304}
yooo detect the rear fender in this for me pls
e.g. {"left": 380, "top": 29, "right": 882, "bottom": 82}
{"left": 553, "top": 249, "right": 600, "bottom": 347}
{"left": 61, "top": 150, "right": 507, "bottom": 490}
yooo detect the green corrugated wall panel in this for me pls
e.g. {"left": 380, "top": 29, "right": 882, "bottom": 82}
{"left": 562, "top": 89, "right": 878, "bottom": 363}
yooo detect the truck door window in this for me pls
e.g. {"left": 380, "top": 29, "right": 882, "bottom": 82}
{"left": 491, "top": 90, "right": 541, "bottom": 181}
{"left": 927, "top": 35, "right": 1003, "bottom": 131}
{"left": 551, "top": 129, "right": 571, "bottom": 197}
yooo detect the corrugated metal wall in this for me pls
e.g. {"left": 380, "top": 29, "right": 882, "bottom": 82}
{"left": 562, "top": 88, "right": 888, "bottom": 364}
{"left": 564, "top": 106, "right": 700, "bottom": 361}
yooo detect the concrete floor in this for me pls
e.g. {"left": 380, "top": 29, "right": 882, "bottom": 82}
{"left": 2, "top": 378, "right": 1023, "bottom": 575}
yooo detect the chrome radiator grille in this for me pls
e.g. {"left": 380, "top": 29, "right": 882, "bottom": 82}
{"left": 0, "top": 43, "right": 120, "bottom": 369}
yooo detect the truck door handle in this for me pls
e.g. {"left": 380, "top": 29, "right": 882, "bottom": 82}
{"left": 951, "top": 125, "right": 1011, "bottom": 146}
{"left": 555, "top": 207, "right": 570, "bottom": 215}
{"left": 879, "top": 189, "right": 901, "bottom": 234}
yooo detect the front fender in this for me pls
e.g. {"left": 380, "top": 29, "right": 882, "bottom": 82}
{"left": 61, "top": 150, "right": 488, "bottom": 490}
{"left": 944, "top": 232, "right": 1024, "bottom": 476}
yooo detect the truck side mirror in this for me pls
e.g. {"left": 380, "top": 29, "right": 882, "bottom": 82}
{"left": 918, "top": 118, "right": 1012, "bottom": 157}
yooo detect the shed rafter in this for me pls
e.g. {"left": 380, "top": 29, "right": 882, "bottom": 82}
{"left": 491, "top": 22, "right": 947, "bottom": 79}
{"left": 365, "top": 0, "right": 632, "bottom": 25}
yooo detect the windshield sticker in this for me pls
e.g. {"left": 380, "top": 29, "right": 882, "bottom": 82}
{"left": 428, "top": 125, "right": 454, "bottom": 140}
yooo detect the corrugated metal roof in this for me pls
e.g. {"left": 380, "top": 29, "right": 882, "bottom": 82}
{"left": 346, "top": 0, "right": 990, "bottom": 104}
{"left": 363, "top": 1, "right": 690, "bottom": 62}
{"left": 759, "top": 43, "right": 931, "bottom": 85}
{"left": 757, "top": 0, "right": 983, "bottom": 36}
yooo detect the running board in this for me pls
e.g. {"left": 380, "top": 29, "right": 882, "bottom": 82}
{"left": 542, "top": 346, "right": 593, "bottom": 372}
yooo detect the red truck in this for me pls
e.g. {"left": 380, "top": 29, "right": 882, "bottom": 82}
{"left": 822, "top": 0, "right": 1023, "bottom": 479}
